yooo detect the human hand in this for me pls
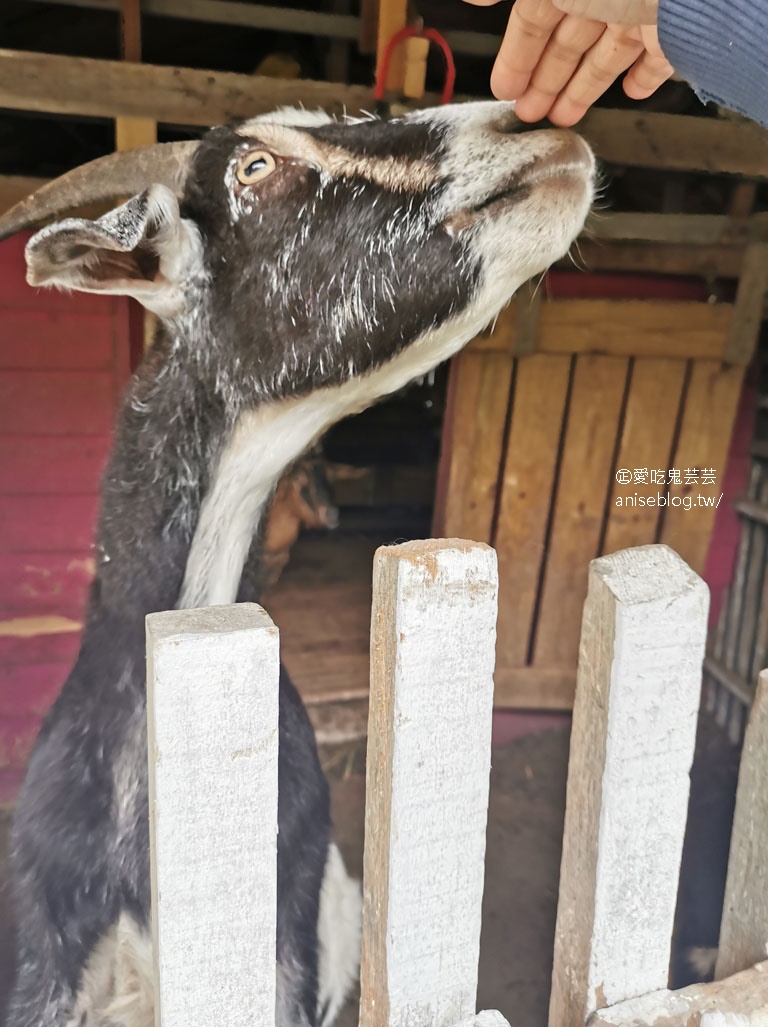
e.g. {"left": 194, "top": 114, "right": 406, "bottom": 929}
{"left": 464, "top": 0, "right": 675, "bottom": 125}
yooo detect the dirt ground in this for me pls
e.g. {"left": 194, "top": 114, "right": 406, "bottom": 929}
{"left": 0, "top": 717, "right": 739, "bottom": 1025}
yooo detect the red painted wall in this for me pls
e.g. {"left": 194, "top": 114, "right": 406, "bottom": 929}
{"left": 0, "top": 233, "right": 133, "bottom": 805}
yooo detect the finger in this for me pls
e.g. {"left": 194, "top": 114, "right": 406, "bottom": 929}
{"left": 489, "top": 0, "right": 566, "bottom": 99}
{"left": 460, "top": 0, "right": 504, "bottom": 7}
{"left": 547, "top": 25, "right": 644, "bottom": 123}
{"left": 514, "top": 15, "right": 606, "bottom": 121}
{"left": 623, "top": 49, "right": 674, "bottom": 97}
{"left": 553, "top": 0, "right": 658, "bottom": 25}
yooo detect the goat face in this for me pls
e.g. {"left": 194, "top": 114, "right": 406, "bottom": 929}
{"left": 20, "top": 102, "right": 594, "bottom": 402}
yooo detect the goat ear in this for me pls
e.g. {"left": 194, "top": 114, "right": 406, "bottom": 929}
{"left": 25, "top": 185, "right": 201, "bottom": 317}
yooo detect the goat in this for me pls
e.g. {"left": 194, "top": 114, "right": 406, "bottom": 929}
{"left": 261, "top": 451, "right": 338, "bottom": 591}
{"left": 0, "top": 101, "right": 595, "bottom": 1027}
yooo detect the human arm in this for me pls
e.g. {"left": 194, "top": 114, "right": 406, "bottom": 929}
{"left": 463, "top": 0, "right": 768, "bottom": 128}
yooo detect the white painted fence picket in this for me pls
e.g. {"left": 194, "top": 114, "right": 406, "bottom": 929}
{"left": 146, "top": 604, "right": 280, "bottom": 1027}
{"left": 549, "top": 545, "right": 708, "bottom": 1027}
{"left": 144, "top": 541, "right": 768, "bottom": 1027}
{"left": 360, "top": 540, "right": 500, "bottom": 1027}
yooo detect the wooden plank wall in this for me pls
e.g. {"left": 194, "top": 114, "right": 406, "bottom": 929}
{"left": 0, "top": 233, "right": 131, "bottom": 804}
{"left": 439, "top": 296, "right": 746, "bottom": 710}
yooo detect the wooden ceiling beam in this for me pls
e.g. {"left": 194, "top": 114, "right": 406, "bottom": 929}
{"left": 587, "top": 211, "right": 768, "bottom": 244}
{"left": 578, "top": 108, "right": 768, "bottom": 178}
{"left": 0, "top": 48, "right": 766, "bottom": 176}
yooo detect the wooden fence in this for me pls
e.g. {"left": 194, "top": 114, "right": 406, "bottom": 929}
{"left": 144, "top": 540, "right": 768, "bottom": 1027}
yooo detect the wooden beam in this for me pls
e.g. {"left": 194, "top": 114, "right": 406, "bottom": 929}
{"left": 146, "top": 603, "right": 279, "bottom": 1027}
{"left": 579, "top": 108, "right": 768, "bottom": 178}
{"left": 374, "top": 0, "right": 408, "bottom": 95}
{"left": 493, "top": 666, "right": 576, "bottom": 709}
{"left": 493, "top": 353, "right": 571, "bottom": 671}
{"left": 360, "top": 540, "right": 498, "bottom": 1027}
{"left": 119, "top": 0, "right": 141, "bottom": 62}
{"left": 0, "top": 175, "right": 47, "bottom": 213}
{"left": 566, "top": 239, "right": 745, "bottom": 278}
{"left": 24, "top": 0, "right": 362, "bottom": 41}
{"left": 591, "top": 959, "right": 768, "bottom": 1027}
{"left": 115, "top": 0, "right": 157, "bottom": 160}
{"left": 723, "top": 242, "right": 768, "bottom": 363}
{"left": 0, "top": 175, "right": 108, "bottom": 222}
{"left": 716, "top": 670, "right": 768, "bottom": 980}
{"left": 21, "top": 0, "right": 504, "bottom": 55}
{"left": 549, "top": 546, "right": 708, "bottom": 1027}
{"left": 586, "top": 211, "right": 768, "bottom": 245}
{"left": 0, "top": 48, "right": 380, "bottom": 127}
{"left": 471, "top": 299, "right": 734, "bottom": 362}
{"left": 116, "top": 0, "right": 157, "bottom": 354}
{"left": 0, "top": 50, "right": 766, "bottom": 176}
{"left": 438, "top": 348, "right": 515, "bottom": 543}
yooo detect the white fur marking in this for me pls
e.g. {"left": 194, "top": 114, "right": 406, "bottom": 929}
{"left": 68, "top": 914, "right": 154, "bottom": 1027}
{"left": 317, "top": 843, "right": 362, "bottom": 1027}
{"left": 180, "top": 274, "right": 537, "bottom": 611}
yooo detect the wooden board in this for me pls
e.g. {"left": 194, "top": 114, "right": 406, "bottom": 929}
{"left": 494, "top": 354, "right": 571, "bottom": 668}
{"left": 0, "top": 311, "right": 117, "bottom": 369}
{"left": 0, "top": 663, "right": 71, "bottom": 717}
{"left": 438, "top": 348, "right": 514, "bottom": 543}
{"left": 0, "top": 371, "right": 118, "bottom": 435}
{"left": 660, "top": 360, "right": 745, "bottom": 574}
{"left": 374, "top": 0, "right": 407, "bottom": 92}
{"left": 586, "top": 211, "right": 768, "bottom": 246}
{"left": 0, "top": 49, "right": 766, "bottom": 176}
{"left": 723, "top": 242, "right": 768, "bottom": 364}
{"left": 472, "top": 300, "right": 734, "bottom": 362}
{"left": 0, "top": 552, "right": 94, "bottom": 615}
{"left": 602, "top": 359, "right": 687, "bottom": 555}
{"left": 578, "top": 108, "right": 768, "bottom": 178}
{"left": 0, "top": 47, "right": 387, "bottom": 127}
{"left": 592, "top": 959, "right": 768, "bottom": 1027}
{"left": 493, "top": 666, "right": 576, "bottom": 709}
{"left": 533, "top": 355, "right": 629, "bottom": 669}
{"left": 716, "top": 670, "right": 768, "bottom": 980}
{"left": 569, "top": 239, "right": 746, "bottom": 279}
{"left": 0, "top": 496, "right": 99, "bottom": 554}
{"left": 0, "top": 437, "right": 110, "bottom": 495}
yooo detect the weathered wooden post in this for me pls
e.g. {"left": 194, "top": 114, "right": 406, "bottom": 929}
{"left": 146, "top": 603, "right": 280, "bottom": 1027}
{"left": 360, "top": 539, "right": 503, "bottom": 1027}
{"left": 716, "top": 668, "right": 768, "bottom": 980}
{"left": 549, "top": 545, "right": 708, "bottom": 1027}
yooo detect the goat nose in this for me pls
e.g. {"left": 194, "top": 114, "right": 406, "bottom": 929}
{"left": 493, "top": 112, "right": 543, "bottom": 136}
{"left": 505, "top": 120, "right": 545, "bottom": 135}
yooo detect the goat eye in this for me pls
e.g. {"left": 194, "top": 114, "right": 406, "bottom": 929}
{"left": 236, "top": 150, "right": 277, "bottom": 185}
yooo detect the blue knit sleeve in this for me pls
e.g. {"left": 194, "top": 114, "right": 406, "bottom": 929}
{"left": 657, "top": 0, "right": 768, "bottom": 127}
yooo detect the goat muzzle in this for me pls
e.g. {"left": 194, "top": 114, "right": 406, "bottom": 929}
{"left": 0, "top": 140, "right": 199, "bottom": 242}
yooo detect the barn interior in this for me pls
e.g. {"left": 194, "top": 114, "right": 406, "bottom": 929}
{"left": 0, "top": 1, "right": 767, "bottom": 1023}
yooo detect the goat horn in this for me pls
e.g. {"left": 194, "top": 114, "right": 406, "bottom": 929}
{"left": 0, "top": 140, "right": 199, "bottom": 242}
